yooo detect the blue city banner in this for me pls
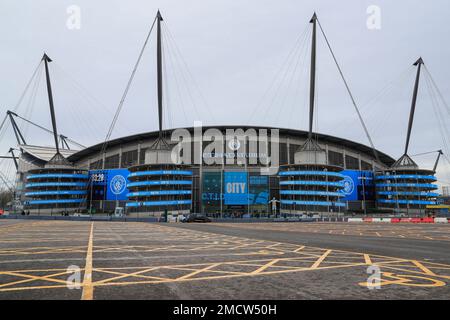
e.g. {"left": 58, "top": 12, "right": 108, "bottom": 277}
{"left": 89, "top": 169, "right": 130, "bottom": 201}
{"left": 107, "top": 169, "right": 130, "bottom": 201}
{"left": 339, "top": 170, "right": 374, "bottom": 201}
{"left": 224, "top": 172, "right": 248, "bottom": 205}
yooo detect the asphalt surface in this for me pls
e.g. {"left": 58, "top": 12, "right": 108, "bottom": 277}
{"left": 0, "top": 220, "right": 449, "bottom": 300}
{"left": 174, "top": 222, "right": 450, "bottom": 264}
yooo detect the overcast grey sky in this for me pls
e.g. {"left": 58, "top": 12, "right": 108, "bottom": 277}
{"left": 1, "top": 0, "right": 450, "bottom": 186}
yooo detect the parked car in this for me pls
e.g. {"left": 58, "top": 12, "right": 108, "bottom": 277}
{"left": 183, "top": 214, "right": 211, "bottom": 223}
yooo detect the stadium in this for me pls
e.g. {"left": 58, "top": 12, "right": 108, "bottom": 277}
{"left": 3, "top": 12, "right": 447, "bottom": 218}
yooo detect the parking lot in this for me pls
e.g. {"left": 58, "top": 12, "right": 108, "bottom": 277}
{"left": 0, "top": 220, "right": 449, "bottom": 299}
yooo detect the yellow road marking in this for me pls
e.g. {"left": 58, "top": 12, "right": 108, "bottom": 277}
{"left": 251, "top": 259, "right": 281, "bottom": 274}
{"left": 94, "top": 267, "right": 168, "bottom": 284}
{"left": 411, "top": 260, "right": 436, "bottom": 276}
{"left": 360, "top": 272, "right": 446, "bottom": 288}
{"left": 0, "top": 270, "right": 72, "bottom": 288}
{"left": 91, "top": 262, "right": 369, "bottom": 288}
{"left": 1, "top": 221, "right": 449, "bottom": 294}
{"left": 81, "top": 223, "right": 94, "bottom": 300}
{"left": 311, "top": 250, "right": 331, "bottom": 269}
{"left": 177, "top": 263, "right": 221, "bottom": 280}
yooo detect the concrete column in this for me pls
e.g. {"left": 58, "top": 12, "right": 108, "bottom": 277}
{"left": 137, "top": 143, "right": 141, "bottom": 165}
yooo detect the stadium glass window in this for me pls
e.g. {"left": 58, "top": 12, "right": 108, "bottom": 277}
{"left": 361, "top": 160, "right": 373, "bottom": 171}
{"left": 279, "top": 143, "right": 288, "bottom": 165}
{"left": 89, "top": 159, "right": 103, "bottom": 170}
{"left": 139, "top": 148, "right": 148, "bottom": 164}
{"left": 289, "top": 144, "right": 301, "bottom": 164}
{"left": 121, "top": 150, "right": 138, "bottom": 168}
{"left": 345, "top": 155, "right": 360, "bottom": 170}
{"left": 104, "top": 154, "right": 120, "bottom": 169}
{"left": 328, "top": 150, "right": 344, "bottom": 167}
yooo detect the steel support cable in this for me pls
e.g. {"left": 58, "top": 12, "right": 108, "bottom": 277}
{"left": 247, "top": 27, "right": 309, "bottom": 124}
{"left": 161, "top": 25, "right": 190, "bottom": 125}
{"left": 411, "top": 150, "right": 443, "bottom": 157}
{"left": 262, "top": 28, "right": 312, "bottom": 124}
{"left": 0, "top": 169, "right": 14, "bottom": 191}
{"left": 51, "top": 74, "right": 100, "bottom": 146}
{"left": 424, "top": 65, "right": 450, "bottom": 116}
{"left": 163, "top": 21, "right": 216, "bottom": 124}
{"left": 316, "top": 18, "right": 380, "bottom": 165}
{"left": 291, "top": 45, "right": 312, "bottom": 130}
{"left": 14, "top": 60, "right": 43, "bottom": 111}
{"left": 0, "top": 114, "right": 8, "bottom": 139}
{"left": 102, "top": 16, "right": 157, "bottom": 150}
{"left": 0, "top": 62, "right": 43, "bottom": 145}
{"left": 336, "top": 66, "right": 414, "bottom": 134}
{"left": 274, "top": 29, "right": 310, "bottom": 126}
{"left": 22, "top": 65, "right": 43, "bottom": 137}
{"left": 78, "top": 15, "right": 157, "bottom": 210}
{"left": 162, "top": 26, "right": 189, "bottom": 126}
{"left": 440, "top": 154, "right": 450, "bottom": 184}
{"left": 51, "top": 62, "right": 132, "bottom": 137}
{"left": 252, "top": 26, "right": 311, "bottom": 125}
{"left": 424, "top": 74, "right": 450, "bottom": 182}
{"left": 162, "top": 22, "right": 211, "bottom": 125}
{"left": 13, "top": 112, "right": 86, "bottom": 149}
{"left": 424, "top": 69, "right": 450, "bottom": 146}
{"left": 424, "top": 72, "right": 450, "bottom": 156}
{"left": 0, "top": 63, "right": 43, "bottom": 143}
{"left": 285, "top": 37, "right": 311, "bottom": 130}
{"left": 161, "top": 34, "right": 173, "bottom": 130}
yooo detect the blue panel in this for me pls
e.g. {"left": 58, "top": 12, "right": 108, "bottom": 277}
{"left": 27, "top": 174, "right": 89, "bottom": 180}
{"left": 280, "top": 190, "right": 344, "bottom": 197}
{"left": 376, "top": 183, "right": 438, "bottom": 189}
{"left": 279, "top": 171, "right": 344, "bottom": 178}
{"left": 249, "top": 176, "right": 268, "bottom": 205}
{"left": 128, "top": 170, "right": 192, "bottom": 177}
{"left": 127, "top": 180, "right": 192, "bottom": 188}
{"left": 26, "top": 199, "right": 86, "bottom": 205}
{"left": 281, "top": 200, "right": 346, "bottom": 207}
{"left": 280, "top": 181, "right": 343, "bottom": 187}
{"left": 127, "top": 190, "right": 192, "bottom": 197}
{"left": 26, "top": 182, "right": 87, "bottom": 188}
{"left": 377, "top": 199, "right": 436, "bottom": 205}
{"left": 377, "top": 191, "right": 440, "bottom": 197}
{"left": 106, "top": 169, "right": 130, "bottom": 201}
{"left": 224, "top": 172, "right": 248, "bottom": 205}
{"left": 339, "top": 170, "right": 374, "bottom": 201}
{"left": 125, "top": 200, "right": 192, "bottom": 207}
{"left": 376, "top": 174, "right": 436, "bottom": 181}
{"left": 25, "top": 190, "right": 87, "bottom": 196}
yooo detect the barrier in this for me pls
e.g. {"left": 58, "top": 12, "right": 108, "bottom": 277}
{"left": 400, "top": 218, "right": 412, "bottom": 223}
{"left": 434, "top": 218, "right": 448, "bottom": 223}
{"left": 363, "top": 218, "right": 373, "bottom": 223}
{"left": 372, "top": 218, "right": 391, "bottom": 223}
{"left": 347, "top": 218, "right": 363, "bottom": 222}
{"left": 391, "top": 218, "right": 401, "bottom": 223}
{"left": 421, "top": 217, "right": 434, "bottom": 223}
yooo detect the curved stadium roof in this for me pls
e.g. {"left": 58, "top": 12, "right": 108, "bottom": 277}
{"left": 67, "top": 126, "right": 395, "bottom": 167}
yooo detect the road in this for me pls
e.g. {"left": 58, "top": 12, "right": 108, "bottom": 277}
{"left": 0, "top": 220, "right": 449, "bottom": 299}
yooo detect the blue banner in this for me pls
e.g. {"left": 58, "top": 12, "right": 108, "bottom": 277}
{"left": 106, "top": 169, "right": 130, "bottom": 201}
{"left": 249, "top": 175, "right": 269, "bottom": 205}
{"left": 339, "top": 170, "right": 374, "bottom": 201}
{"left": 224, "top": 172, "right": 248, "bottom": 205}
